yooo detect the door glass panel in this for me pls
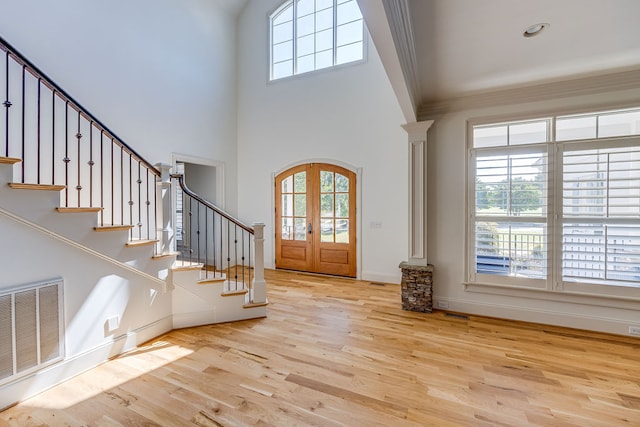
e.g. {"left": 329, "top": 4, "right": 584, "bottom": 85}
{"left": 294, "top": 194, "right": 307, "bottom": 216}
{"left": 294, "top": 172, "right": 306, "bottom": 192}
{"left": 281, "top": 171, "right": 308, "bottom": 242}
{"left": 320, "top": 170, "right": 334, "bottom": 192}
{"left": 321, "top": 218, "right": 334, "bottom": 242}
{"left": 320, "top": 194, "right": 334, "bottom": 217}
{"left": 336, "top": 219, "right": 349, "bottom": 243}
{"left": 282, "top": 217, "right": 294, "bottom": 240}
{"left": 282, "top": 175, "right": 293, "bottom": 193}
{"left": 294, "top": 218, "right": 307, "bottom": 240}
{"left": 335, "top": 173, "right": 348, "bottom": 192}
{"left": 282, "top": 194, "right": 293, "bottom": 216}
{"left": 335, "top": 193, "right": 348, "bottom": 217}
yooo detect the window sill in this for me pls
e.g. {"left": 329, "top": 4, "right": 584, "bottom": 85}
{"left": 464, "top": 281, "right": 640, "bottom": 310}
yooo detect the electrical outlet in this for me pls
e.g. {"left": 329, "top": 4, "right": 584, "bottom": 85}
{"left": 437, "top": 300, "right": 450, "bottom": 310}
{"left": 629, "top": 326, "right": 640, "bottom": 336}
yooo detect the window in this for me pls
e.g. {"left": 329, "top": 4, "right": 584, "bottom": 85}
{"left": 269, "top": 0, "right": 364, "bottom": 80}
{"left": 468, "top": 108, "right": 640, "bottom": 295}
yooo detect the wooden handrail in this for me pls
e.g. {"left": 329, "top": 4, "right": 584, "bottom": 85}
{"left": 171, "top": 174, "right": 254, "bottom": 234}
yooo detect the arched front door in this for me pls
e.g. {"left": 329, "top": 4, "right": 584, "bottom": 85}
{"left": 275, "top": 163, "right": 356, "bottom": 277}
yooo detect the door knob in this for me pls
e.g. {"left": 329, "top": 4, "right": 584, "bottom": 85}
{"left": 308, "top": 223, "right": 312, "bottom": 234}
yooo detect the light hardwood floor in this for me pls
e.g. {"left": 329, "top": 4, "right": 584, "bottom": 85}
{"left": 2, "top": 269, "right": 639, "bottom": 426}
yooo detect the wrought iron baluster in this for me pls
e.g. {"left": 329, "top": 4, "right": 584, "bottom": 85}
{"left": 120, "top": 145, "right": 124, "bottom": 225}
{"left": 51, "top": 90, "right": 55, "bottom": 184}
{"left": 111, "top": 138, "right": 114, "bottom": 225}
{"left": 137, "top": 161, "right": 142, "bottom": 240}
{"left": 249, "top": 235, "right": 253, "bottom": 302}
{"left": 129, "top": 152, "right": 133, "bottom": 239}
{"left": 89, "top": 122, "right": 94, "bottom": 207}
{"left": 145, "top": 169, "right": 150, "bottom": 241}
{"left": 37, "top": 78, "right": 41, "bottom": 184}
{"left": 76, "top": 110, "right": 82, "bottom": 207}
{"left": 4, "top": 50, "right": 10, "bottom": 157}
{"left": 188, "top": 197, "right": 193, "bottom": 264}
{"left": 211, "top": 211, "right": 222, "bottom": 277}
{"left": 205, "top": 207, "right": 209, "bottom": 279}
{"left": 227, "top": 220, "right": 231, "bottom": 288}
{"left": 64, "top": 101, "right": 69, "bottom": 206}
{"left": 197, "top": 201, "right": 201, "bottom": 268}
{"left": 21, "top": 65, "right": 25, "bottom": 182}
{"left": 233, "top": 224, "right": 238, "bottom": 290}
{"left": 100, "top": 131, "right": 104, "bottom": 225}
{"left": 242, "top": 228, "right": 246, "bottom": 287}
{"left": 153, "top": 168, "right": 158, "bottom": 248}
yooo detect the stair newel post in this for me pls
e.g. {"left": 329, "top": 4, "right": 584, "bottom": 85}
{"left": 155, "top": 163, "right": 174, "bottom": 256}
{"left": 251, "top": 222, "right": 266, "bottom": 304}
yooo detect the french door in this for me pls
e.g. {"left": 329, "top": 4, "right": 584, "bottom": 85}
{"left": 275, "top": 163, "right": 356, "bottom": 277}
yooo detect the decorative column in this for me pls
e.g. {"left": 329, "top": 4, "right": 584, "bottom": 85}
{"left": 399, "top": 121, "right": 434, "bottom": 312}
{"left": 155, "top": 163, "right": 174, "bottom": 256}
{"left": 251, "top": 222, "right": 267, "bottom": 304}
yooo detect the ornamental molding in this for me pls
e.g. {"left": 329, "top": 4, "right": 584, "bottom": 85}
{"left": 417, "top": 68, "right": 640, "bottom": 119}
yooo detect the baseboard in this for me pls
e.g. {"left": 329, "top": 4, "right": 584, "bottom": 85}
{"left": 172, "top": 306, "right": 267, "bottom": 329}
{"left": 0, "top": 316, "right": 173, "bottom": 411}
{"left": 433, "top": 297, "right": 638, "bottom": 337}
{"left": 361, "top": 271, "right": 401, "bottom": 285}
{"left": 172, "top": 310, "right": 217, "bottom": 329}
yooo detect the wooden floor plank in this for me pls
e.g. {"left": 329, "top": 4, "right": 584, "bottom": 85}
{"left": 1, "top": 269, "right": 639, "bottom": 426}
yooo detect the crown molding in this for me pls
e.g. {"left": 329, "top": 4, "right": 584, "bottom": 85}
{"left": 417, "top": 68, "right": 640, "bottom": 119}
{"left": 382, "top": 0, "right": 421, "bottom": 111}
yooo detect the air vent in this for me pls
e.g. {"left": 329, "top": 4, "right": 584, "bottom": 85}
{"left": 0, "top": 279, "right": 64, "bottom": 386}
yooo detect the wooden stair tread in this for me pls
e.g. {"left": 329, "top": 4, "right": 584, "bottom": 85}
{"left": 243, "top": 301, "right": 268, "bottom": 309}
{"left": 56, "top": 207, "right": 103, "bottom": 213}
{"left": 0, "top": 157, "right": 22, "bottom": 165}
{"left": 94, "top": 225, "right": 134, "bottom": 232}
{"left": 171, "top": 262, "right": 204, "bottom": 271}
{"left": 9, "top": 182, "right": 66, "bottom": 191}
{"left": 197, "top": 276, "right": 227, "bottom": 284}
{"left": 126, "top": 239, "right": 159, "bottom": 247}
{"left": 152, "top": 251, "right": 179, "bottom": 259}
{"left": 221, "top": 289, "right": 248, "bottom": 296}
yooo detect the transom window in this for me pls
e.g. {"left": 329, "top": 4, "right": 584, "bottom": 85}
{"left": 269, "top": 0, "right": 364, "bottom": 80}
{"left": 468, "top": 108, "right": 640, "bottom": 296}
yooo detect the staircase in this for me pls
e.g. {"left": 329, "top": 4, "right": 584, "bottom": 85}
{"left": 0, "top": 36, "right": 266, "bottom": 409}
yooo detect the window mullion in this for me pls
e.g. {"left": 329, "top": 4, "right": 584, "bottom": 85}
{"left": 603, "top": 225, "right": 609, "bottom": 280}
{"left": 605, "top": 153, "right": 610, "bottom": 218}
{"left": 547, "top": 142, "right": 558, "bottom": 290}
{"left": 292, "top": 1, "right": 298, "bottom": 75}
{"left": 332, "top": 0, "right": 338, "bottom": 66}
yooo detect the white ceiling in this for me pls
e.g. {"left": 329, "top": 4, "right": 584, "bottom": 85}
{"left": 359, "top": 0, "right": 640, "bottom": 120}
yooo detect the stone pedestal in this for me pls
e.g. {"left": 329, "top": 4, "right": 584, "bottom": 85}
{"left": 399, "top": 262, "right": 433, "bottom": 313}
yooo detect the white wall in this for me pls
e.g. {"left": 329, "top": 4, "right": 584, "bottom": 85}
{"left": 0, "top": 0, "right": 240, "bottom": 213}
{"left": 236, "top": 0, "right": 408, "bottom": 283}
{"left": 427, "top": 88, "right": 640, "bottom": 336}
{"left": 0, "top": 212, "right": 172, "bottom": 409}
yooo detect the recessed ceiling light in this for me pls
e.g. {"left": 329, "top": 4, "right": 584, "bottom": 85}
{"left": 523, "top": 23, "right": 549, "bottom": 38}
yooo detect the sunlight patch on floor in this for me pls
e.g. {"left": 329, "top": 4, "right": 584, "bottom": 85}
{"left": 16, "top": 341, "right": 193, "bottom": 410}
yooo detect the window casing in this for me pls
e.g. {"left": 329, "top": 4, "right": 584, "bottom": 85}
{"left": 269, "top": 0, "right": 364, "bottom": 80}
{"left": 468, "top": 108, "right": 640, "bottom": 298}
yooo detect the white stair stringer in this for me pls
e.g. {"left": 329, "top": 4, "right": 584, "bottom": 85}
{"left": 0, "top": 163, "right": 173, "bottom": 278}
{"left": 1, "top": 159, "right": 266, "bottom": 329}
{"left": 171, "top": 267, "right": 267, "bottom": 329}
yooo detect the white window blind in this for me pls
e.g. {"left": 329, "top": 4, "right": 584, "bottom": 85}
{"left": 562, "top": 146, "right": 640, "bottom": 284}
{"left": 469, "top": 107, "right": 640, "bottom": 294}
{"left": 474, "top": 150, "right": 548, "bottom": 281}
